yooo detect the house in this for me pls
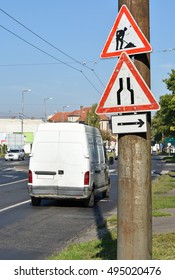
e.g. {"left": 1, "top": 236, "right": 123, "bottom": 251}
{"left": 48, "top": 106, "right": 111, "bottom": 132}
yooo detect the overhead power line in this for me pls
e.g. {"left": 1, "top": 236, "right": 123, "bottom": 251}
{"left": 0, "top": 8, "right": 93, "bottom": 71}
{"left": 0, "top": 8, "right": 105, "bottom": 90}
{"left": 0, "top": 60, "right": 98, "bottom": 67}
{"left": 0, "top": 24, "right": 82, "bottom": 72}
{"left": 0, "top": 23, "right": 102, "bottom": 95}
{"left": 152, "top": 48, "right": 175, "bottom": 53}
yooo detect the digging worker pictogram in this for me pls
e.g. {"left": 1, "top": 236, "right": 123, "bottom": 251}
{"left": 116, "top": 27, "right": 127, "bottom": 50}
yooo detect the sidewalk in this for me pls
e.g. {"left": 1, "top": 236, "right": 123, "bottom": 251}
{"left": 153, "top": 188, "right": 175, "bottom": 234}
{"left": 72, "top": 210, "right": 175, "bottom": 245}
{"left": 72, "top": 189, "right": 175, "bottom": 245}
{"left": 153, "top": 208, "right": 175, "bottom": 234}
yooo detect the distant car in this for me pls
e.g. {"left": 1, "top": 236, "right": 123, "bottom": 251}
{"left": 5, "top": 149, "right": 25, "bottom": 161}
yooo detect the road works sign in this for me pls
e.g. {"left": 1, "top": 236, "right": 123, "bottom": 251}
{"left": 100, "top": 5, "right": 152, "bottom": 58}
{"left": 96, "top": 52, "right": 160, "bottom": 114}
{"left": 111, "top": 114, "right": 147, "bottom": 134}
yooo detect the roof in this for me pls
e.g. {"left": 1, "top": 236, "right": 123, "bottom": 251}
{"left": 49, "top": 112, "right": 70, "bottom": 122}
{"left": 49, "top": 107, "right": 109, "bottom": 123}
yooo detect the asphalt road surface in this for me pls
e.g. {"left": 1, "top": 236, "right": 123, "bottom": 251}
{"left": 0, "top": 157, "right": 117, "bottom": 260}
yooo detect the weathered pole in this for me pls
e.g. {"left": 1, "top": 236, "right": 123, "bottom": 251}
{"left": 117, "top": 0, "right": 152, "bottom": 259}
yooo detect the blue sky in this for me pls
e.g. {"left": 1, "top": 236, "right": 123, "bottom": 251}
{"left": 0, "top": 0, "right": 175, "bottom": 119}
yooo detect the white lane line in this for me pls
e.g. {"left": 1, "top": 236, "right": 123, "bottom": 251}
{"left": 0, "top": 200, "right": 31, "bottom": 213}
{"left": 3, "top": 175, "right": 17, "bottom": 178}
{"left": 0, "top": 178, "right": 28, "bottom": 187}
{"left": 109, "top": 169, "right": 117, "bottom": 173}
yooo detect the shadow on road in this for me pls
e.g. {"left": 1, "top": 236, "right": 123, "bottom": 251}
{"left": 92, "top": 196, "right": 117, "bottom": 259}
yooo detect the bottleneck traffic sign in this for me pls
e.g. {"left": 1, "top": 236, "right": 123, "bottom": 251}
{"left": 96, "top": 52, "right": 160, "bottom": 114}
{"left": 100, "top": 5, "right": 152, "bottom": 58}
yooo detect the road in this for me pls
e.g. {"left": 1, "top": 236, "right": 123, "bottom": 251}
{"left": 0, "top": 155, "right": 174, "bottom": 260}
{"left": 0, "top": 157, "right": 117, "bottom": 260}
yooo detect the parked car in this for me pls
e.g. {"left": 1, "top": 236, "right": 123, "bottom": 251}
{"left": 5, "top": 149, "right": 25, "bottom": 161}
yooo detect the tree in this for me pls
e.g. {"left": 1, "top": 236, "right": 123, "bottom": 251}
{"left": 85, "top": 104, "right": 100, "bottom": 128}
{"left": 163, "top": 69, "right": 175, "bottom": 93}
{"left": 85, "top": 103, "right": 113, "bottom": 142}
{"left": 152, "top": 70, "right": 175, "bottom": 142}
{"left": 100, "top": 130, "right": 112, "bottom": 142}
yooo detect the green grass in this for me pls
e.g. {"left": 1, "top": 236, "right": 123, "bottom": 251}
{"left": 153, "top": 233, "right": 175, "bottom": 260}
{"left": 153, "top": 196, "right": 175, "bottom": 210}
{"left": 163, "top": 155, "right": 175, "bottom": 163}
{"left": 152, "top": 210, "right": 171, "bottom": 217}
{"left": 152, "top": 173, "right": 175, "bottom": 215}
{"left": 49, "top": 174, "right": 175, "bottom": 260}
{"left": 152, "top": 174, "right": 175, "bottom": 195}
{"left": 49, "top": 230, "right": 117, "bottom": 260}
{"left": 61, "top": 234, "right": 116, "bottom": 260}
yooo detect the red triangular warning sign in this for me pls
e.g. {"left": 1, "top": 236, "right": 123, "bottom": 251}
{"left": 96, "top": 52, "right": 160, "bottom": 114}
{"left": 100, "top": 5, "right": 152, "bottom": 58}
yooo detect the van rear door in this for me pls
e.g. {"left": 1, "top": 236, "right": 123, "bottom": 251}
{"left": 30, "top": 131, "right": 87, "bottom": 192}
{"left": 57, "top": 141, "right": 85, "bottom": 188}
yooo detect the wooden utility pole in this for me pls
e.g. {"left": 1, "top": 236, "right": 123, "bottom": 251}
{"left": 117, "top": 0, "right": 152, "bottom": 259}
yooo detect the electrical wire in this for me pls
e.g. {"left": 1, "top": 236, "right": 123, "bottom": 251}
{"left": 0, "top": 24, "right": 103, "bottom": 94}
{"left": 0, "top": 8, "right": 105, "bottom": 89}
{"left": 152, "top": 48, "right": 175, "bottom": 53}
{"left": 2, "top": 7, "right": 174, "bottom": 95}
{"left": 0, "top": 60, "right": 98, "bottom": 67}
{"left": 0, "top": 8, "right": 94, "bottom": 71}
{"left": 81, "top": 72, "right": 102, "bottom": 95}
{"left": 0, "top": 24, "right": 82, "bottom": 72}
{"left": 92, "top": 69, "right": 106, "bottom": 88}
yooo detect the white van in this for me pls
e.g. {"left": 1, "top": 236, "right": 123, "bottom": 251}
{"left": 28, "top": 123, "right": 110, "bottom": 207}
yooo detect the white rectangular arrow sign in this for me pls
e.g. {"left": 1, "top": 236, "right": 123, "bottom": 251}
{"left": 112, "top": 113, "right": 147, "bottom": 134}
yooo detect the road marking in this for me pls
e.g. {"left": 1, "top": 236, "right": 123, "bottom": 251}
{"left": 0, "top": 178, "right": 28, "bottom": 187}
{"left": 3, "top": 174, "right": 17, "bottom": 178}
{"left": 0, "top": 199, "right": 30, "bottom": 213}
{"left": 109, "top": 169, "right": 117, "bottom": 173}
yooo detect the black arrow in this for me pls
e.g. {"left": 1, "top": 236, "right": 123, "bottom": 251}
{"left": 118, "top": 118, "right": 145, "bottom": 128}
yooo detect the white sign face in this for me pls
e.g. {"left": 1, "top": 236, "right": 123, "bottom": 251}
{"left": 104, "top": 62, "right": 150, "bottom": 108}
{"left": 111, "top": 114, "right": 147, "bottom": 134}
{"left": 108, "top": 13, "right": 144, "bottom": 51}
{"left": 100, "top": 5, "right": 152, "bottom": 58}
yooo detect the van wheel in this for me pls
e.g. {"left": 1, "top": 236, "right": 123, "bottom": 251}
{"left": 31, "top": 197, "right": 41, "bottom": 206}
{"left": 84, "top": 191, "right": 95, "bottom": 208}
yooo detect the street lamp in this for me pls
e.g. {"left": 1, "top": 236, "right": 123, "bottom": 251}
{"left": 44, "top": 97, "right": 53, "bottom": 122}
{"left": 62, "top": 105, "right": 70, "bottom": 122}
{"left": 21, "top": 89, "right": 31, "bottom": 134}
